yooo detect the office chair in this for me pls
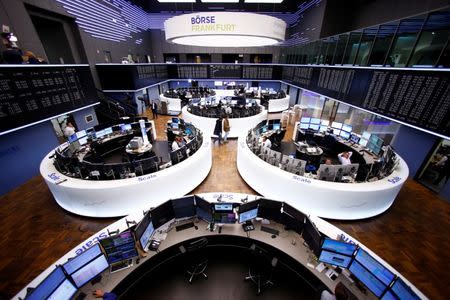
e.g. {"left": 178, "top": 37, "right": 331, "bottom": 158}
{"left": 245, "top": 244, "right": 278, "bottom": 295}
{"left": 179, "top": 238, "right": 209, "bottom": 283}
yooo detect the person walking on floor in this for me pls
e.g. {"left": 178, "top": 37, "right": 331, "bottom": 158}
{"left": 223, "top": 114, "right": 230, "bottom": 143}
{"left": 214, "top": 117, "right": 223, "bottom": 145}
{"left": 151, "top": 100, "right": 158, "bottom": 119}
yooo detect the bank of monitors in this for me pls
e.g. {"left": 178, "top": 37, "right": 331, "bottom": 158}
{"left": 319, "top": 238, "right": 357, "bottom": 268}
{"left": 120, "top": 123, "right": 132, "bottom": 132}
{"left": 317, "top": 164, "right": 337, "bottom": 182}
{"left": 349, "top": 248, "right": 395, "bottom": 297}
{"left": 238, "top": 201, "right": 259, "bottom": 224}
{"left": 367, "top": 135, "right": 384, "bottom": 156}
{"left": 359, "top": 131, "right": 371, "bottom": 147}
{"left": 382, "top": 277, "right": 420, "bottom": 300}
{"left": 319, "top": 125, "right": 328, "bottom": 133}
{"left": 300, "top": 122, "right": 309, "bottom": 130}
{"left": 281, "top": 202, "right": 305, "bottom": 234}
{"left": 350, "top": 133, "right": 360, "bottom": 144}
{"left": 99, "top": 231, "right": 138, "bottom": 265}
{"left": 331, "top": 122, "right": 342, "bottom": 130}
{"left": 309, "top": 124, "right": 320, "bottom": 131}
{"left": 213, "top": 203, "right": 236, "bottom": 224}
{"left": 134, "top": 211, "right": 155, "bottom": 251}
{"left": 195, "top": 195, "right": 213, "bottom": 223}
{"left": 342, "top": 124, "right": 352, "bottom": 133}
{"left": 339, "top": 131, "right": 351, "bottom": 140}
{"left": 26, "top": 266, "right": 77, "bottom": 300}
{"left": 301, "top": 117, "right": 311, "bottom": 123}
{"left": 150, "top": 200, "right": 175, "bottom": 228}
{"left": 62, "top": 243, "right": 109, "bottom": 288}
{"left": 258, "top": 198, "right": 283, "bottom": 223}
{"left": 268, "top": 119, "right": 280, "bottom": 130}
{"left": 310, "top": 118, "right": 321, "bottom": 125}
{"left": 172, "top": 196, "right": 196, "bottom": 219}
{"left": 303, "top": 217, "right": 323, "bottom": 257}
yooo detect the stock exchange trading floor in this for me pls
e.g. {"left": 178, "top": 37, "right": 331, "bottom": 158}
{"left": 118, "top": 244, "right": 319, "bottom": 300}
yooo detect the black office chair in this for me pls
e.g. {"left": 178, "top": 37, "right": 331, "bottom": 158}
{"left": 245, "top": 244, "right": 278, "bottom": 295}
{"left": 179, "top": 238, "right": 209, "bottom": 283}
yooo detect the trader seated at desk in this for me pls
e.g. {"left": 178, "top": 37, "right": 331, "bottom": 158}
{"left": 172, "top": 135, "right": 186, "bottom": 151}
{"left": 338, "top": 151, "right": 353, "bottom": 165}
{"left": 261, "top": 136, "right": 272, "bottom": 149}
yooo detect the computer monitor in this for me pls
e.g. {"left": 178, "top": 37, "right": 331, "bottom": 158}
{"left": 214, "top": 203, "right": 234, "bottom": 212}
{"left": 172, "top": 123, "right": 179, "bottom": 130}
{"left": 75, "top": 130, "right": 86, "bottom": 139}
{"left": 258, "top": 198, "right": 282, "bottom": 222}
{"left": 340, "top": 131, "right": 351, "bottom": 140}
{"left": 281, "top": 203, "right": 305, "bottom": 234}
{"left": 300, "top": 123, "right": 310, "bottom": 130}
{"left": 309, "top": 124, "right": 320, "bottom": 131}
{"left": 282, "top": 202, "right": 306, "bottom": 225}
{"left": 350, "top": 134, "right": 360, "bottom": 144}
{"left": 359, "top": 138, "right": 368, "bottom": 147}
{"left": 150, "top": 200, "right": 175, "bottom": 229}
{"left": 46, "top": 278, "right": 78, "bottom": 300}
{"left": 303, "top": 217, "right": 323, "bottom": 257}
{"left": 120, "top": 124, "right": 132, "bottom": 132}
{"left": 78, "top": 136, "right": 88, "bottom": 146}
{"left": 319, "top": 125, "right": 328, "bottom": 133}
{"left": 26, "top": 266, "right": 76, "bottom": 300}
{"left": 354, "top": 248, "right": 395, "bottom": 286}
{"left": 349, "top": 260, "right": 387, "bottom": 297}
{"left": 342, "top": 124, "right": 352, "bottom": 133}
{"left": 362, "top": 131, "right": 371, "bottom": 140}
{"left": 273, "top": 124, "right": 281, "bottom": 130}
{"left": 68, "top": 133, "right": 78, "bottom": 143}
{"left": 99, "top": 231, "right": 138, "bottom": 264}
{"left": 95, "top": 129, "right": 106, "bottom": 139}
{"left": 319, "top": 250, "right": 353, "bottom": 268}
{"left": 195, "top": 195, "right": 213, "bottom": 223}
{"left": 63, "top": 243, "right": 103, "bottom": 275}
{"left": 331, "top": 122, "right": 343, "bottom": 129}
{"left": 172, "top": 118, "right": 179, "bottom": 123}
{"left": 70, "top": 254, "right": 109, "bottom": 288}
{"left": 301, "top": 117, "right": 311, "bottom": 123}
{"left": 321, "top": 238, "right": 357, "bottom": 256}
{"left": 261, "top": 126, "right": 268, "bottom": 133}
{"left": 388, "top": 278, "right": 420, "bottom": 300}
{"left": 239, "top": 207, "right": 258, "bottom": 223}
{"left": 134, "top": 211, "right": 155, "bottom": 250}
{"left": 171, "top": 196, "right": 196, "bottom": 219}
{"left": 310, "top": 118, "right": 321, "bottom": 124}
{"left": 103, "top": 127, "right": 113, "bottom": 135}
{"left": 321, "top": 120, "right": 330, "bottom": 126}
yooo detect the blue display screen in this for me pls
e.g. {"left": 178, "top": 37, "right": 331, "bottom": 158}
{"left": 214, "top": 203, "right": 233, "bottom": 211}
{"left": 322, "top": 238, "right": 357, "bottom": 256}
{"left": 309, "top": 124, "right": 320, "bottom": 131}
{"left": 340, "top": 131, "right": 351, "bottom": 140}
{"left": 100, "top": 231, "right": 138, "bottom": 264}
{"left": 319, "top": 250, "right": 352, "bottom": 268}
{"left": 196, "top": 206, "right": 212, "bottom": 222}
{"left": 27, "top": 267, "right": 66, "bottom": 300}
{"left": 139, "top": 222, "right": 155, "bottom": 250}
{"left": 300, "top": 123, "right": 309, "bottom": 129}
{"left": 47, "top": 279, "right": 77, "bottom": 300}
{"left": 120, "top": 124, "right": 132, "bottom": 131}
{"left": 331, "top": 122, "right": 342, "bottom": 129}
{"left": 381, "top": 290, "right": 396, "bottom": 300}
{"left": 71, "top": 255, "right": 109, "bottom": 288}
{"left": 172, "top": 118, "right": 179, "bottom": 123}
{"left": 68, "top": 133, "right": 78, "bottom": 143}
{"left": 319, "top": 125, "right": 328, "bottom": 133}
{"left": 342, "top": 124, "right": 352, "bottom": 132}
{"left": 391, "top": 278, "right": 420, "bottom": 300}
{"left": 239, "top": 208, "right": 258, "bottom": 223}
{"left": 355, "top": 249, "right": 395, "bottom": 286}
{"left": 350, "top": 134, "right": 360, "bottom": 143}
{"left": 103, "top": 127, "right": 113, "bottom": 135}
{"left": 63, "top": 243, "right": 102, "bottom": 274}
{"left": 301, "top": 117, "right": 311, "bottom": 123}
{"left": 273, "top": 124, "right": 281, "bottom": 130}
{"left": 310, "top": 118, "right": 321, "bottom": 124}
{"left": 349, "top": 260, "right": 386, "bottom": 297}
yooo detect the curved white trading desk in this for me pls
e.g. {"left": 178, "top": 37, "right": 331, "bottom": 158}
{"left": 236, "top": 134, "right": 409, "bottom": 220}
{"left": 182, "top": 105, "right": 268, "bottom": 138}
{"left": 268, "top": 95, "right": 290, "bottom": 113}
{"left": 159, "top": 94, "right": 182, "bottom": 114}
{"left": 40, "top": 140, "right": 212, "bottom": 218}
{"left": 14, "top": 192, "right": 426, "bottom": 300}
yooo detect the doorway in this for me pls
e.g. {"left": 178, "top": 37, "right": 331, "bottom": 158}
{"left": 416, "top": 139, "right": 450, "bottom": 193}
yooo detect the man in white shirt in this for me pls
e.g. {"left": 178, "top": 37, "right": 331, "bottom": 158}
{"left": 261, "top": 136, "right": 272, "bottom": 149}
{"left": 172, "top": 136, "right": 185, "bottom": 151}
{"left": 64, "top": 122, "right": 76, "bottom": 138}
{"left": 338, "top": 151, "right": 353, "bottom": 165}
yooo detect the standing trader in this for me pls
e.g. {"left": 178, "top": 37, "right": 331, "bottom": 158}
{"left": 223, "top": 115, "right": 231, "bottom": 143}
{"left": 151, "top": 100, "right": 158, "bottom": 119}
{"left": 213, "top": 117, "right": 223, "bottom": 145}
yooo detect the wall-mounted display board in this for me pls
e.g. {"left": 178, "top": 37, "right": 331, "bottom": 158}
{"left": 0, "top": 65, "right": 98, "bottom": 135}
{"left": 282, "top": 66, "right": 450, "bottom": 138}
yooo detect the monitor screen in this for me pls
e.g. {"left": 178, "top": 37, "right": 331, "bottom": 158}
{"left": 214, "top": 81, "right": 223, "bottom": 86}
{"left": 172, "top": 123, "right": 179, "bottom": 130}
{"left": 333, "top": 129, "right": 341, "bottom": 136}
{"left": 78, "top": 136, "right": 88, "bottom": 146}
{"left": 261, "top": 126, "right": 268, "bottom": 133}
{"left": 95, "top": 129, "right": 106, "bottom": 139}
{"left": 103, "top": 127, "right": 113, "bottom": 135}
{"left": 27, "top": 267, "right": 67, "bottom": 300}
{"left": 172, "top": 118, "right": 179, "bottom": 123}
{"left": 300, "top": 123, "right": 309, "bottom": 130}
{"left": 75, "top": 130, "right": 86, "bottom": 139}
{"left": 134, "top": 212, "right": 154, "bottom": 250}
{"left": 151, "top": 200, "right": 175, "bottom": 228}
{"left": 350, "top": 134, "right": 360, "bottom": 144}
{"left": 120, "top": 124, "right": 132, "bottom": 132}
{"left": 319, "top": 125, "right": 328, "bottom": 133}
{"left": 301, "top": 117, "right": 311, "bottom": 123}
{"left": 321, "top": 238, "right": 357, "bottom": 256}
{"left": 172, "top": 196, "right": 196, "bottom": 219}
{"left": 195, "top": 196, "right": 213, "bottom": 222}
{"left": 258, "top": 198, "right": 282, "bottom": 222}
{"left": 214, "top": 203, "right": 233, "bottom": 212}
{"left": 68, "top": 133, "right": 78, "bottom": 143}
{"left": 355, "top": 249, "right": 395, "bottom": 286}
{"left": 273, "top": 124, "right": 281, "bottom": 130}
{"left": 342, "top": 124, "right": 352, "bottom": 133}
{"left": 321, "top": 120, "right": 329, "bottom": 126}
{"left": 309, "top": 124, "right": 320, "bottom": 131}
{"left": 331, "top": 122, "right": 343, "bottom": 129}
{"left": 63, "top": 244, "right": 103, "bottom": 275}
{"left": 47, "top": 279, "right": 77, "bottom": 300}
{"left": 239, "top": 207, "right": 258, "bottom": 223}
{"left": 71, "top": 254, "right": 109, "bottom": 288}
{"left": 359, "top": 138, "right": 368, "bottom": 147}
{"left": 349, "top": 260, "right": 387, "bottom": 297}
{"left": 310, "top": 118, "right": 321, "bottom": 124}
{"left": 303, "top": 217, "right": 323, "bottom": 257}
{"left": 390, "top": 278, "right": 420, "bottom": 300}
{"left": 340, "top": 131, "right": 351, "bottom": 140}
{"left": 362, "top": 131, "right": 371, "bottom": 140}
{"left": 380, "top": 291, "right": 396, "bottom": 300}
{"left": 213, "top": 212, "right": 236, "bottom": 224}
{"left": 319, "top": 250, "right": 353, "bottom": 268}
{"left": 99, "top": 231, "right": 138, "bottom": 264}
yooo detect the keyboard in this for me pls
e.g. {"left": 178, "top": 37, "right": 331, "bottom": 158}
{"left": 176, "top": 222, "right": 195, "bottom": 231}
{"left": 110, "top": 259, "right": 132, "bottom": 273}
{"left": 242, "top": 223, "right": 255, "bottom": 232}
{"left": 260, "top": 226, "right": 279, "bottom": 236}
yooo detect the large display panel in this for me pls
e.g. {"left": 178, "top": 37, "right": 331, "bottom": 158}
{"left": 318, "top": 250, "right": 353, "bottom": 268}
{"left": 354, "top": 249, "right": 395, "bottom": 286}
{"left": 0, "top": 65, "right": 97, "bottom": 134}
{"left": 99, "top": 231, "right": 138, "bottom": 265}
{"left": 303, "top": 217, "right": 323, "bottom": 257}
{"left": 70, "top": 255, "right": 109, "bottom": 288}
{"left": 26, "top": 267, "right": 75, "bottom": 300}
{"left": 171, "top": 196, "right": 196, "bottom": 219}
{"left": 349, "top": 260, "right": 387, "bottom": 297}
{"left": 321, "top": 238, "right": 357, "bottom": 256}
{"left": 62, "top": 244, "right": 103, "bottom": 275}
{"left": 134, "top": 212, "right": 155, "bottom": 250}
{"left": 150, "top": 200, "right": 175, "bottom": 228}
